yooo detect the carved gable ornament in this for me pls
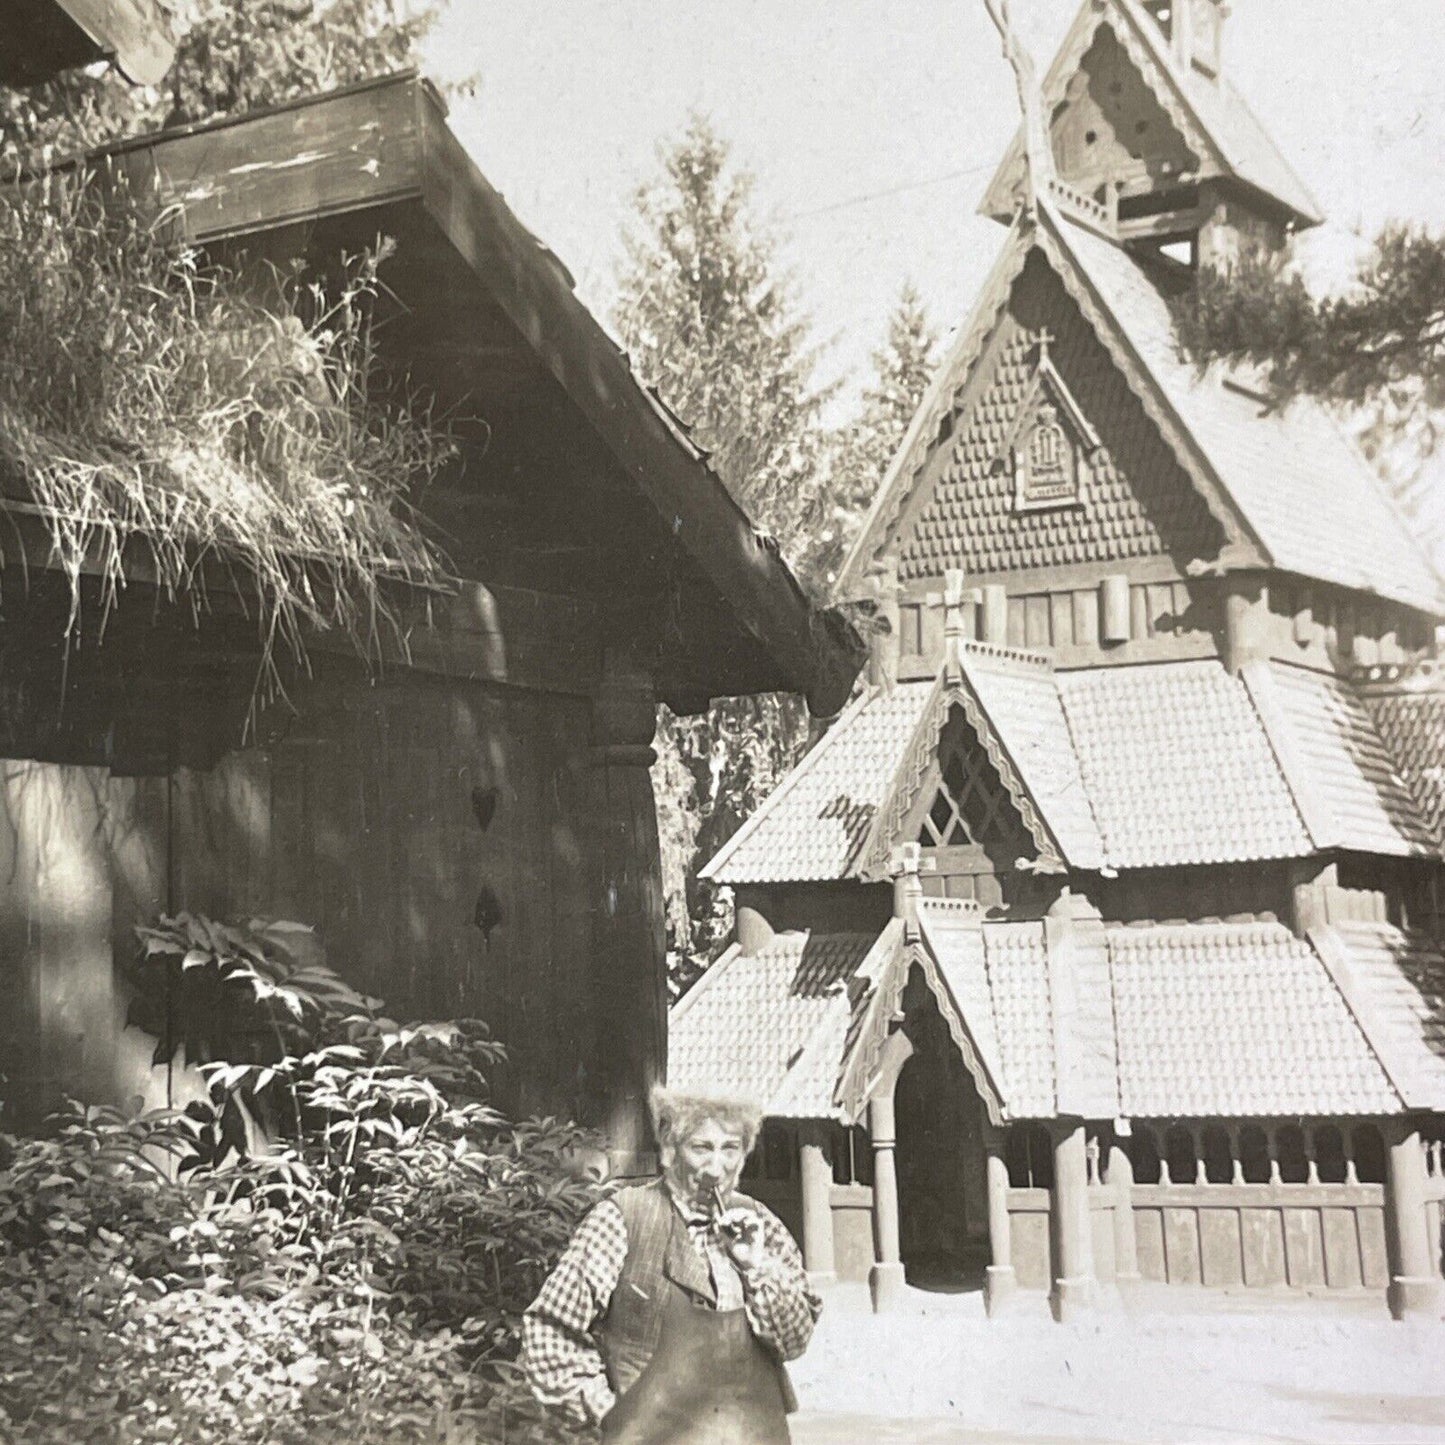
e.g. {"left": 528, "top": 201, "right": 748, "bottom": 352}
{"left": 997, "top": 331, "right": 1103, "bottom": 513}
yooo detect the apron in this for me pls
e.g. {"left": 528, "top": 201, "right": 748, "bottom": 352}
{"left": 600, "top": 1270, "right": 792, "bottom": 1445}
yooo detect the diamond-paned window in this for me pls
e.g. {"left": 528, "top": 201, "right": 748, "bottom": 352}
{"left": 918, "top": 707, "right": 1017, "bottom": 849}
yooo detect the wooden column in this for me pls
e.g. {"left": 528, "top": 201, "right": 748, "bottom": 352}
{"left": 799, "top": 1125, "right": 837, "bottom": 1285}
{"left": 587, "top": 651, "right": 666, "bottom": 1178}
{"left": 1109, "top": 1139, "right": 1140, "bottom": 1286}
{"left": 1386, "top": 1124, "right": 1443, "bottom": 1319}
{"left": 866, "top": 1029, "right": 915, "bottom": 1313}
{"left": 1050, "top": 1122, "right": 1095, "bottom": 1321}
{"left": 869, "top": 1090, "right": 906, "bottom": 1312}
{"left": 985, "top": 1135, "right": 1016, "bottom": 1315}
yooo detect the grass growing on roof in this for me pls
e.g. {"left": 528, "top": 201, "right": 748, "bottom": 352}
{"left": 0, "top": 163, "right": 455, "bottom": 717}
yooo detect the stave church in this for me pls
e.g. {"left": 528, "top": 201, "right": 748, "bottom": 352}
{"left": 671, "top": 0, "right": 1445, "bottom": 1319}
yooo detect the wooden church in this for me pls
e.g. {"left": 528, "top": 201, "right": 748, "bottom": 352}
{"left": 671, "top": 0, "right": 1445, "bottom": 1319}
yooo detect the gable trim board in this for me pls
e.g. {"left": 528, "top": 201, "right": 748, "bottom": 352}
{"left": 854, "top": 659, "right": 1070, "bottom": 883}
{"left": 978, "top": 0, "right": 1322, "bottom": 229}
{"left": 838, "top": 220, "right": 1036, "bottom": 601}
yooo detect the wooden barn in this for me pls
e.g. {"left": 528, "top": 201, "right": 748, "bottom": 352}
{"left": 0, "top": 52, "right": 862, "bottom": 1172}
{"left": 672, "top": 0, "right": 1445, "bottom": 1318}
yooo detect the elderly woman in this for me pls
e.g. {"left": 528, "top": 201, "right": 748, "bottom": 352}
{"left": 522, "top": 1087, "right": 822, "bottom": 1443}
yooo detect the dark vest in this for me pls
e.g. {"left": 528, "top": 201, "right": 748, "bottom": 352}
{"left": 598, "top": 1179, "right": 794, "bottom": 1408}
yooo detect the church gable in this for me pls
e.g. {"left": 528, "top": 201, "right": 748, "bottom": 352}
{"left": 892, "top": 250, "right": 1225, "bottom": 587}
{"left": 1051, "top": 27, "right": 1200, "bottom": 200}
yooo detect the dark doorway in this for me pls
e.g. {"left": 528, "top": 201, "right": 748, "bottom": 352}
{"left": 893, "top": 969, "right": 990, "bottom": 1289}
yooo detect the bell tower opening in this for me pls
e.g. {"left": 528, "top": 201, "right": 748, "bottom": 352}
{"left": 1141, "top": 0, "right": 1226, "bottom": 80}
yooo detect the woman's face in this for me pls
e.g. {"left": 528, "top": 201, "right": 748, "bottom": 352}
{"left": 662, "top": 1117, "right": 748, "bottom": 1208}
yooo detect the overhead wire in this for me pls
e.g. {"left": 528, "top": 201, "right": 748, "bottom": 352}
{"left": 778, "top": 160, "right": 995, "bottom": 224}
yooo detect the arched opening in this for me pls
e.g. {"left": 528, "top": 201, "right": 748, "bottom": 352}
{"left": 892, "top": 968, "right": 991, "bottom": 1290}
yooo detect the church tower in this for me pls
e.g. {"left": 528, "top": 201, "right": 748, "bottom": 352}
{"left": 979, "top": 0, "right": 1318, "bottom": 269}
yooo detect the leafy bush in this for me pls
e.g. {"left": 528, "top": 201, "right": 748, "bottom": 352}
{"left": 0, "top": 921, "right": 604, "bottom": 1444}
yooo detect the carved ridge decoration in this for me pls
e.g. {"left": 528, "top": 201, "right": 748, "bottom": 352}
{"left": 832, "top": 926, "right": 1008, "bottom": 1128}
{"left": 855, "top": 670, "right": 1066, "bottom": 883}
{"left": 1033, "top": 211, "right": 1259, "bottom": 556}
{"left": 838, "top": 222, "right": 1034, "bottom": 596}
{"left": 910, "top": 938, "right": 1009, "bottom": 1128}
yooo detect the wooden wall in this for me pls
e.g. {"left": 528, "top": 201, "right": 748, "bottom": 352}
{"left": 895, "top": 567, "right": 1436, "bottom": 680}
{"left": 1130, "top": 1183, "right": 1389, "bottom": 1292}
{"left": 0, "top": 655, "right": 661, "bottom": 1146}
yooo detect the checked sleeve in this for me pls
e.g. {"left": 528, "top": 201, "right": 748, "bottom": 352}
{"left": 521, "top": 1199, "right": 628, "bottom": 1426}
{"left": 740, "top": 1202, "right": 823, "bottom": 1362}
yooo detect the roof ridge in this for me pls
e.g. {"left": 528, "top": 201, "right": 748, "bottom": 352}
{"left": 1353, "top": 658, "right": 1445, "bottom": 694}
{"left": 698, "top": 688, "right": 876, "bottom": 882}
{"left": 1306, "top": 924, "right": 1417, "bottom": 1110}
{"left": 961, "top": 639, "right": 1053, "bottom": 672}
{"left": 1104, "top": 916, "right": 1289, "bottom": 937}
{"left": 1235, "top": 659, "right": 1333, "bottom": 851}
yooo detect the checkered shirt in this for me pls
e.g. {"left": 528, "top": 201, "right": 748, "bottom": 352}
{"left": 522, "top": 1186, "right": 821, "bottom": 1427}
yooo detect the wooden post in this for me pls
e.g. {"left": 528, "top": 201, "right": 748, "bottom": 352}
{"left": 869, "top": 1090, "right": 906, "bottom": 1312}
{"left": 981, "top": 585, "right": 1008, "bottom": 647}
{"left": 1099, "top": 574, "right": 1131, "bottom": 645}
{"left": 1386, "top": 1124, "right": 1443, "bottom": 1319}
{"left": 1109, "top": 1138, "right": 1140, "bottom": 1285}
{"left": 866, "top": 1029, "right": 915, "bottom": 1313}
{"left": 985, "top": 1136, "right": 1016, "bottom": 1315}
{"left": 587, "top": 651, "right": 666, "bottom": 1178}
{"left": 799, "top": 1125, "right": 837, "bottom": 1285}
{"left": 1050, "top": 1121, "right": 1095, "bottom": 1321}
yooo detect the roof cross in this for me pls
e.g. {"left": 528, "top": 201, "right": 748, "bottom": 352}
{"left": 1035, "top": 328, "right": 1056, "bottom": 365}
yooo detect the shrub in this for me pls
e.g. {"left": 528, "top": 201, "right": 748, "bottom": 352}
{"left": 0, "top": 936, "right": 604, "bottom": 1443}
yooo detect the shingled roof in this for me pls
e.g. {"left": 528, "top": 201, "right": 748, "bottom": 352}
{"left": 671, "top": 910, "right": 1445, "bottom": 1124}
{"left": 1055, "top": 215, "right": 1445, "bottom": 613}
{"left": 839, "top": 207, "right": 1444, "bottom": 617}
{"left": 668, "top": 928, "right": 898, "bottom": 1118}
{"left": 1358, "top": 662, "right": 1445, "bottom": 849}
{"left": 705, "top": 648, "right": 1445, "bottom": 885}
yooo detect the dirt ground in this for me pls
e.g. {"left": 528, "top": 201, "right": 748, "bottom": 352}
{"left": 787, "top": 1282, "right": 1445, "bottom": 1444}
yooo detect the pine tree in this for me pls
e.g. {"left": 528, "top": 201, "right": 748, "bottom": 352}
{"left": 614, "top": 116, "right": 836, "bottom": 983}
{"left": 615, "top": 114, "right": 836, "bottom": 564}
{"left": 1174, "top": 226, "right": 1445, "bottom": 566}
{"left": 1, "top": 0, "right": 452, "bottom": 161}
{"left": 818, "top": 281, "right": 939, "bottom": 590}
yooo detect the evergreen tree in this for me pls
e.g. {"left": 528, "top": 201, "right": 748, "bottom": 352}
{"left": 614, "top": 116, "right": 836, "bottom": 984}
{"left": 1, "top": 0, "right": 451, "bottom": 161}
{"left": 818, "top": 281, "right": 939, "bottom": 590}
{"left": 615, "top": 114, "right": 836, "bottom": 563}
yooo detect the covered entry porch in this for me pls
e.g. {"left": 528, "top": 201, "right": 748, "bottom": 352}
{"left": 670, "top": 844, "right": 1445, "bottom": 1320}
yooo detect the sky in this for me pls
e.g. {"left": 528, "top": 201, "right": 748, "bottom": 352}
{"left": 423, "top": 1, "right": 1445, "bottom": 409}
